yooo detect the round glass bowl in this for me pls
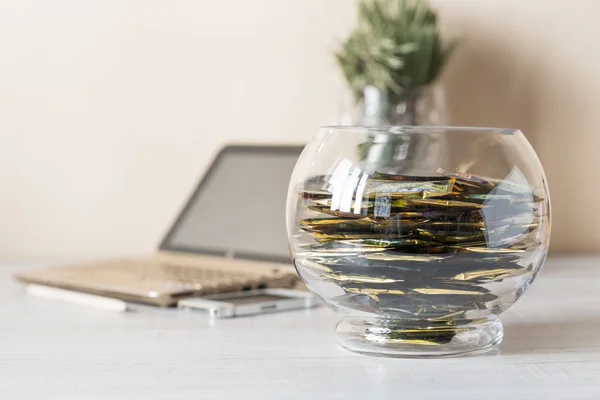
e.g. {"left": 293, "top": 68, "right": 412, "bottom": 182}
{"left": 286, "top": 126, "right": 551, "bottom": 357}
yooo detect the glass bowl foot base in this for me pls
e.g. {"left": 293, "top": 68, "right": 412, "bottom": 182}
{"left": 335, "top": 317, "right": 503, "bottom": 358}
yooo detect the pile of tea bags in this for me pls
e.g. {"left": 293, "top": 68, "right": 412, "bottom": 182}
{"left": 294, "top": 168, "right": 544, "bottom": 344}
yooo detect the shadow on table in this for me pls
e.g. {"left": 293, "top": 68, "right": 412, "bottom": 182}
{"left": 499, "top": 318, "right": 600, "bottom": 355}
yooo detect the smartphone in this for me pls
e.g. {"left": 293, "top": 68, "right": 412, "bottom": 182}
{"left": 177, "top": 288, "right": 318, "bottom": 318}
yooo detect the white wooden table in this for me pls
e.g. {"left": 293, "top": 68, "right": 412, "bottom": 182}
{"left": 0, "top": 257, "right": 599, "bottom": 399}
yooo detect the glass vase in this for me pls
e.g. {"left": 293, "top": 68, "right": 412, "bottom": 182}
{"left": 342, "top": 84, "right": 448, "bottom": 127}
{"left": 286, "top": 126, "right": 551, "bottom": 358}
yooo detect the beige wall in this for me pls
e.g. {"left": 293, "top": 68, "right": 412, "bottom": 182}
{"left": 433, "top": 0, "right": 600, "bottom": 254}
{"left": 0, "top": 0, "right": 596, "bottom": 260}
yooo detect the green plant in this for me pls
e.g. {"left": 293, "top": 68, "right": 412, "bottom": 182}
{"left": 335, "top": 0, "right": 457, "bottom": 105}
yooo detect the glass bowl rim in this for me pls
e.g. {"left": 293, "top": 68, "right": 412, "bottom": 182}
{"left": 320, "top": 125, "right": 520, "bottom": 135}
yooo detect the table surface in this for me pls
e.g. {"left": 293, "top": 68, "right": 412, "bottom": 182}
{"left": 1, "top": 256, "right": 599, "bottom": 399}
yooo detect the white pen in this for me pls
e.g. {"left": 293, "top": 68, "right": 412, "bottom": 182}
{"left": 26, "top": 284, "right": 128, "bottom": 312}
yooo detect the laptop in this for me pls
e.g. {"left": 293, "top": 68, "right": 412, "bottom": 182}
{"left": 15, "top": 145, "right": 305, "bottom": 307}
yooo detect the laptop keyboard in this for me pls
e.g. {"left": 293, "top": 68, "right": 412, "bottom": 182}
{"left": 21, "top": 260, "right": 278, "bottom": 303}
{"left": 98, "top": 262, "right": 263, "bottom": 291}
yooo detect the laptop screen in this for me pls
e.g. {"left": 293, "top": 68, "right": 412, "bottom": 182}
{"left": 160, "top": 145, "right": 303, "bottom": 263}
